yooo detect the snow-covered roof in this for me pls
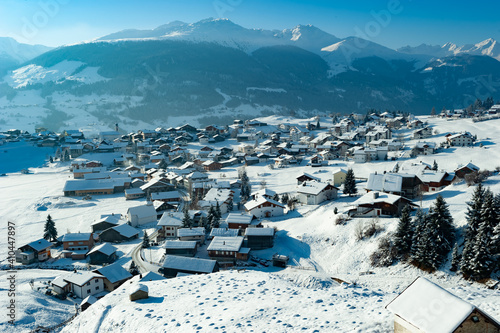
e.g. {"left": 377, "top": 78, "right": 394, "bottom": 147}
{"left": 163, "top": 241, "right": 197, "bottom": 249}
{"left": 61, "top": 233, "right": 92, "bottom": 242}
{"left": 52, "top": 276, "right": 68, "bottom": 289}
{"left": 366, "top": 173, "right": 403, "bottom": 193}
{"left": 207, "top": 236, "right": 244, "bottom": 252}
{"left": 245, "top": 227, "right": 274, "bottom": 237}
{"left": 332, "top": 168, "right": 347, "bottom": 175}
{"left": 111, "top": 224, "right": 139, "bottom": 238}
{"left": 297, "top": 172, "right": 321, "bottom": 182}
{"left": 210, "top": 228, "right": 239, "bottom": 238}
{"left": 455, "top": 162, "right": 479, "bottom": 172}
{"left": 125, "top": 188, "right": 145, "bottom": 195}
{"left": 129, "top": 283, "right": 148, "bottom": 295}
{"left": 151, "top": 191, "right": 181, "bottom": 201}
{"left": 63, "top": 178, "right": 131, "bottom": 192}
{"left": 94, "top": 263, "right": 132, "bottom": 284}
{"left": 64, "top": 272, "right": 104, "bottom": 287}
{"left": 23, "top": 238, "right": 52, "bottom": 251}
{"left": 80, "top": 295, "right": 97, "bottom": 306}
{"left": 354, "top": 191, "right": 406, "bottom": 206}
{"left": 225, "top": 213, "right": 254, "bottom": 225}
{"left": 244, "top": 197, "right": 285, "bottom": 211}
{"left": 139, "top": 271, "right": 165, "bottom": 282}
{"left": 87, "top": 243, "right": 117, "bottom": 257}
{"left": 251, "top": 188, "right": 277, "bottom": 198}
{"left": 127, "top": 204, "right": 157, "bottom": 219}
{"left": 386, "top": 277, "right": 476, "bottom": 333}
{"left": 296, "top": 181, "right": 336, "bottom": 195}
{"left": 162, "top": 255, "right": 217, "bottom": 273}
{"left": 178, "top": 227, "right": 205, "bottom": 237}
{"left": 158, "top": 212, "right": 183, "bottom": 227}
{"left": 417, "top": 171, "right": 448, "bottom": 183}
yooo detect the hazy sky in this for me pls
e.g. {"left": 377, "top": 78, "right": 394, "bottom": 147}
{"left": 1, "top": 0, "right": 499, "bottom": 49}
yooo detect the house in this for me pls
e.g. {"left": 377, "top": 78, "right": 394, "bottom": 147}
{"left": 366, "top": 173, "right": 422, "bottom": 199}
{"left": 332, "top": 168, "right": 347, "bottom": 187}
{"left": 386, "top": 277, "right": 500, "bottom": 333}
{"left": 296, "top": 172, "right": 321, "bottom": 185}
{"left": 52, "top": 272, "right": 105, "bottom": 299}
{"left": 138, "top": 271, "right": 166, "bottom": 282}
{"left": 250, "top": 188, "right": 277, "bottom": 201}
{"left": 164, "top": 241, "right": 198, "bottom": 257}
{"left": 198, "top": 188, "right": 234, "bottom": 215}
{"left": 244, "top": 197, "right": 285, "bottom": 219}
{"left": 99, "top": 224, "right": 139, "bottom": 243}
{"left": 159, "top": 255, "right": 219, "bottom": 278}
{"left": 15, "top": 238, "right": 53, "bottom": 264}
{"left": 61, "top": 233, "right": 94, "bottom": 260}
{"left": 127, "top": 204, "right": 157, "bottom": 227}
{"left": 125, "top": 188, "right": 146, "bottom": 200}
{"left": 295, "top": 181, "right": 338, "bottom": 205}
{"left": 245, "top": 227, "right": 274, "bottom": 250}
{"left": 139, "top": 178, "right": 175, "bottom": 196}
{"left": 157, "top": 212, "right": 183, "bottom": 239}
{"left": 150, "top": 190, "right": 181, "bottom": 203}
{"left": 412, "top": 142, "right": 436, "bottom": 156}
{"left": 63, "top": 178, "right": 131, "bottom": 196}
{"left": 91, "top": 215, "right": 120, "bottom": 233}
{"left": 348, "top": 191, "right": 417, "bottom": 217}
{"left": 87, "top": 243, "right": 118, "bottom": 265}
{"left": 207, "top": 236, "right": 247, "bottom": 266}
{"left": 454, "top": 162, "right": 480, "bottom": 179}
{"left": 209, "top": 228, "right": 239, "bottom": 240}
{"left": 417, "top": 171, "right": 454, "bottom": 192}
{"left": 178, "top": 227, "right": 205, "bottom": 244}
{"left": 446, "top": 132, "right": 474, "bottom": 146}
{"left": 93, "top": 263, "right": 132, "bottom": 292}
{"left": 202, "top": 160, "right": 222, "bottom": 171}
{"left": 225, "top": 213, "right": 258, "bottom": 230}
{"left": 412, "top": 126, "right": 433, "bottom": 139}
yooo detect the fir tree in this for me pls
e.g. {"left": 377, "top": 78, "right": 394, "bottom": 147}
{"left": 129, "top": 260, "right": 139, "bottom": 276}
{"left": 43, "top": 214, "right": 58, "bottom": 242}
{"left": 215, "top": 201, "right": 222, "bottom": 219}
{"left": 227, "top": 197, "right": 233, "bottom": 212}
{"left": 427, "top": 195, "right": 455, "bottom": 266}
{"left": 207, "top": 205, "right": 215, "bottom": 227}
{"left": 432, "top": 160, "right": 438, "bottom": 171}
{"left": 182, "top": 209, "right": 192, "bottom": 228}
{"left": 450, "top": 243, "right": 460, "bottom": 272}
{"left": 343, "top": 168, "right": 357, "bottom": 196}
{"left": 410, "top": 209, "right": 427, "bottom": 259}
{"left": 272, "top": 193, "right": 280, "bottom": 202}
{"left": 281, "top": 193, "right": 289, "bottom": 205}
{"left": 393, "top": 205, "right": 413, "bottom": 259}
{"left": 142, "top": 231, "right": 150, "bottom": 248}
{"left": 461, "top": 184, "right": 485, "bottom": 276}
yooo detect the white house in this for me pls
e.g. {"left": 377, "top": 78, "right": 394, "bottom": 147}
{"left": 198, "top": 188, "right": 234, "bottom": 215}
{"left": 446, "top": 132, "right": 474, "bottom": 147}
{"left": 127, "top": 203, "right": 157, "bottom": 227}
{"left": 295, "top": 181, "right": 338, "bottom": 205}
{"left": 52, "top": 272, "right": 105, "bottom": 299}
{"left": 244, "top": 197, "right": 285, "bottom": 219}
{"left": 157, "top": 212, "right": 183, "bottom": 238}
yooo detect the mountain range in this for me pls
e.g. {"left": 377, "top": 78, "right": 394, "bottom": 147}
{"left": 0, "top": 18, "right": 499, "bottom": 131}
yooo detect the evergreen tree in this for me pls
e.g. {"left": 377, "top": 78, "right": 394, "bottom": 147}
{"left": 272, "top": 193, "right": 280, "bottom": 202}
{"left": 450, "top": 243, "right": 460, "bottom": 272}
{"left": 43, "top": 214, "right": 58, "bottom": 242}
{"left": 227, "top": 197, "right": 233, "bottom": 212}
{"left": 334, "top": 207, "right": 338, "bottom": 214}
{"left": 394, "top": 163, "right": 399, "bottom": 173}
{"left": 129, "top": 260, "right": 139, "bottom": 276}
{"left": 281, "top": 193, "right": 289, "bottom": 205}
{"left": 49, "top": 156, "right": 53, "bottom": 163}
{"left": 426, "top": 195, "right": 455, "bottom": 266}
{"left": 432, "top": 160, "right": 438, "bottom": 171}
{"left": 343, "top": 168, "right": 357, "bottom": 196}
{"left": 430, "top": 106, "right": 436, "bottom": 117}
{"left": 461, "top": 184, "right": 485, "bottom": 276}
{"left": 211, "top": 209, "right": 220, "bottom": 229}
{"left": 215, "top": 201, "right": 222, "bottom": 219}
{"left": 182, "top": 209, "right": 192, "bottom": 228}
{"left": 207, "top": 205, "right": 215, "bottom": 227}
{"left": 142, "top": 231, "right": 150, "bottom": 248}
{"left": 393, "top": 205, "right": 413, "bottom": 259}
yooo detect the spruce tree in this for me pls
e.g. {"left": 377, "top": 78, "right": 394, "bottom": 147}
{"left": 272, "top": 193, "right": 280, "bottom": 202}
{"left": 469, "top": 218, "right": 495, "bottom": 280}
{"left": 410, "top": 209, "right": 427, "bottom": 259}
{"left": 215, "top": 201, "right": 222, "bottom": 219}
{"left": 129, "top": 260, "right": 139, "bottom": 276}
{"left": 393, "top": 205, "right": 413, "bottom": 259}
{"left": 432, "top": 160, "right": 438, "bottom": 171}
{"left": 142, "top": 231, "right": 150, "bottom": 248}
{"left": 207, "top": 205, "right": 215, "bottom": 227}
{"left": 427, "top": 195, "right": 455, "bottom": 266}
{"left": 43, "top": 214, "right": 58, "bottom": 242}
{"left": 450, "top": 243, "right": 460, "bottom": 272}
{"left": 281, "top": 193, "right": 289, "bottom": 205}
{"left": 182, "top": 209, "right": 192, "bottom": 228}
{"left": 344, "top": 168, "right": 357, "bottom": 196}
{"left": 461, "top": 184, "right": 485, "bottom": 276}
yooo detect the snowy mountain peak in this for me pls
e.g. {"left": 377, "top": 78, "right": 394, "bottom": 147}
{"left": 398, "top": 39, "right": 500, "bottom": 61}
{"left": 0, "top": 37, "right": 52, "bottom": 64}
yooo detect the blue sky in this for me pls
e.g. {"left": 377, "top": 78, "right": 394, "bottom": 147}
{"left": 1, "top": 0, "right": 499, "bottom": 49}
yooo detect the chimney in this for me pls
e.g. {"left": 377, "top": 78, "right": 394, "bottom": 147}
{"left": 373, "top": 192, "right": 379, "bottom": 199}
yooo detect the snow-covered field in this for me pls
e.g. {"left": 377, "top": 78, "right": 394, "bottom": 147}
{"left": 1, "top": 116, "right": 500, "bottom": 332}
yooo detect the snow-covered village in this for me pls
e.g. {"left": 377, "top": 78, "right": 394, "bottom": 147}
{"left": 2, "top": 106, "right": 500, "bottom": 332}
{"left": 2, "top": 2, "right": 500, "bottom": 333}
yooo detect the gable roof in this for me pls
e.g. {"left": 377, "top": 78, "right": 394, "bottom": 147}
{"left": 94, "top": 263, "right": 132, "bottom": 284}
{"left": 61, "top": 233, "right": 92, "bottom": 242}
{"left": 158, "top": 212, "right": 183, "bottom": 227}
{"left": 64, "top": 272, "right": 104, "bottom": 287}
{"left": 127, "top": 205, "right": 157, "bottom": 219}
{"left": 207, "top": 236, "right": 244, "bottom": 252}
{"left": 110, "top": 224, "right": 139, "bottom": 238}
{"left": 23, "top": 238, "right": 52, "bottom": 252}
{"left": 162, "top": 255, "right": 217, "bottom": 273}
{"left": 296, "top": 181, "right": 337, "bottom": 196}
{"left": 225, "top": 213, "right": 254, "bottom": 225}
{"left": 245, "top": 227, "right": 275, "bottom": 236}
{"left": 87, "top": 243, "right": 117, "bottom": 257}
{"left": 386, "top": 277, "right": 479, "bottom": 333}
{"left": 244, "top": 197, "right": 285, "bottom": 211}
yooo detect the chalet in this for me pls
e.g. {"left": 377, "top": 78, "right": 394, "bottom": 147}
{"left": 202, "top": 160, "right": 222, "bottom": 171}
{"left": 63, "top": 178, "right": 131, "bottom": 196}
{"left": 61, "top": 233, "right": 94, "bottom": 260}
{"left": 199, "top": 188, "right": 234, "bottom": 215}
{"left": 209, "top": 227, "right": 239, "bottom": 240}
{"left": 244, "top": 197, "right": 285, "bottom": 219}
{"left": 73, "top": 167, "right": 107, "bottom": 179}
{"left": 15, "top": 238, "right": 52, "bottom": 264}
{"left": 91, "top": 216, "right": 119, "bottom": 233}
{"left": 125, "top": 188, "right": 146, "bottom": 200}
{"left": 417, "top": 171, "right": 454, "bottom": 192}
{"left": 225, "top": 213, "right": 258, "bottom": 230}
{"left": 295, "top": 181, "right": 338, "bottom": 205}
{"left": 157, "top": 212, "right": 183, "bottom": 239}
{"left": 332, "top": 168, "right": 348, "bottom": 187}
{"left": 159, "top": 255, "right": 219, "bottom": 278}
{"left": 366, "top": 173, "right": 422, "bottom": 199}
{"left": 207, "top": 236, "right": 247, "bottom": 266}
{"left": 150, "top": 190, "right": 181, "bottom": 203}
{"left": 386, "top": 277, "right": 500, "bottom": 333}
{"left": 178, "top": 227, "right": 205, "bottom": 244}
{"left": 348, "top": 191, "right": 417, "bottom": 217}
{"left": 455, "top": 162, "right": 480, "bottom": 179}
{"left": 412, "top": 126, "right": 433, "bottom": 139}
{"left": 93, "top": 263, "right": 132, "bottom": 292}
{"left": 87, "top": 243, "right": 118, "bottom": 265}
{"left": 52, "top": 272, "right": 105, "bottom": 299}
{"left": 245, "top": 227, "right": 274, "bottom": 250}
{"left": 163, "top": 240, "right": 198, "bottom": 257}
{"left": 251, "top": 188, "right": 277, "bottom": 201}
{"left": 153, "top": 200, "right": 176, "bottom": 218}
{"left": 446, "top": 132, "right": 474, "bottom": 147}
{"left": 140, "top": 179, "right": 175, "bottom": 196}
{"left": 412, "top": 142, "right": 436, "bottom": 156}
{"left": 99, "top": 224, "right": 139, "bottom": 243}
{"left": 127, "top": 204, "right": 157, "bottom": 227}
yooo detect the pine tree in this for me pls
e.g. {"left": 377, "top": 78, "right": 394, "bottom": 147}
{"left": 142, "top": 231, "right": 150, "bottom": 248}
{"left": 427, "top": 195, "right": 455, "bottom": 266}
{"left": 461, "top": 184, "right": 485, "bottom": 276}
{"left": 227, "top": 197, "right": 233, "bottom": 212}
{"left": 343, "top": 168, "right": 357, "bottom": 196}
{"left": 450, "top": 243, "right": 460, "bottom": 272}
{"left": 432, "top": 160, "right": 438, "bottom": 171}
{"left": 43, "top": 214, "right": 58, "bottom": 242}
{"left": 215, "top": 201, "right": 222, "bottom": 219}
{"left": 207, "top": 205, "right": 215, "bottom": 227}
{"left": 281, "top": 193, "right": 289, "bottom": 205}
{"left": 393, "top": 205, "right": 413, "bottom": 259}
{"left": 129, "top": 260, "right": 139, "bottom": 276}
{"left": 272, "top": 193, "right": 280, "bottom": 202}
{"left": 410, "top": 209, "right": 427, "bottom": 259}
{"left": 182, "top": 209, "right": 192, "bottom": 228}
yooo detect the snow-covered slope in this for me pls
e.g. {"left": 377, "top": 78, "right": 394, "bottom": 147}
{"left": 0, "top": 37, "right": 51, "bottom": 64}
{"left": 398, "top": 38, "right": 500, "bottom": 61}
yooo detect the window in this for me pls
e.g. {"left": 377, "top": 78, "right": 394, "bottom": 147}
{"left": 95, "top": 286, "right": 99, "bottom": 290}
{"left": 69, "top": 242, "right": 74, "bottom": 245}
{"left": 87, "top": 282, "right": 90, "bottom": 286}
{"left": 78, "top": 242, "right": 83, "bottom": 245}
{"left": 87, "top": 289, "right": 91, "bottom": 294}
{"left": 95, "top": 279, "right": 98, "bottom": 283}
{"left": 472, "top": 316, "right": 479, "bottom": 323}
